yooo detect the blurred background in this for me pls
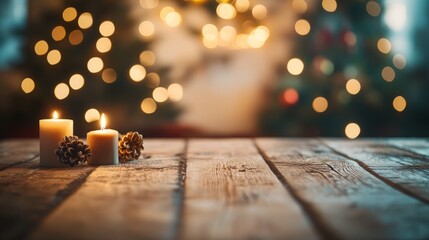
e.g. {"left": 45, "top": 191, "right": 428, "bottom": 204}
{"left": 0, "top": 0, "right": 428, "bottom": 139}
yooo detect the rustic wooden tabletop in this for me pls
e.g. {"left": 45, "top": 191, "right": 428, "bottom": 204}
{"left": 0, "top": 138, "right": 428, "bottom": 240}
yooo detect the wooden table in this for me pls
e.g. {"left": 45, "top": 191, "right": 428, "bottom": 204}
{"left": 1, "top": 138, "right": 429, "bottom": 240}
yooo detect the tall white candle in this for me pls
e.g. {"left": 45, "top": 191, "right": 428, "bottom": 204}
{"left": 87, "top": 113, "right": 119, "bottom": 165}
{"left": 39, "top": 111, "right": 73, "bottom": 167}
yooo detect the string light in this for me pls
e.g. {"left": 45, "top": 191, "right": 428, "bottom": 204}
{"left": 366, "top": 1, "right": 381, "bottom": 17}
{"left": 322, "top": 0, "right": 337, "bottom": 13}
{"left": 292, "top": 0, "right": 308, "bottom": 14}
{"left": 21, "top": 78, "right": 35, "bottom": 94}
{"left": 235, "top": 0, "right": 250, "bottom": 12}
{"left": 165, "top": 11, "right": 182, "bottom": 27}
{"left": 393, "top": 54, "right": 406, "bottom": 69}
{"left": 96, "top": 37, "right": 112, "bottom": 53}
{"left": 283, "top": 88, "right": 299, "bottom": 105}
{"left": 146, "top": 72, "right": 160, "bottom": 88}
{"left": 140, "top": 0, "right": 159, "bottom": 9}
{"left": 139, "top": 50, "right": 156, "bottom": 66}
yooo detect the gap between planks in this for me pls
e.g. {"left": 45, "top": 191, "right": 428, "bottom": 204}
{"left": 320, "top": 139, "right": 429, "bottom": 205}
{"left": 252, "top": 138, "right": 341, "bottom": 240}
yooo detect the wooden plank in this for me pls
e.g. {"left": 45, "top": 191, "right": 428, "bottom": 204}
{"left": 256, "top": 138, "right": 429, "bottom": 239}
{"left": 29, "top": 139, "right": 185, "bottom": 240}
{"left": 0, "top": 139, "right": 39, "bottom": 169}
{"left": 180, "top": 139, "right": 318, "bottom": 239}
{"left": 0, "top": 158, "right": 94, "bottom": 240}
{"left": 324, "top": 139, "right": 429, "bottom": 203}
{"left": 384, "top": 138, "right": 429, "bottom": 158}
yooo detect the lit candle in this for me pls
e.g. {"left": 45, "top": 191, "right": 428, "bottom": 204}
{"left": 87, "top": 113, "right": 119, "bottom": 165}
{"left": 39, "top": 111, "right": 73, "bottom": 167}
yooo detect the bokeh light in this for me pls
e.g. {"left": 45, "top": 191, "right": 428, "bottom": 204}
{"left": 54, "top": 83, "right": 70, "bottom": 100}
{"left": 21, "top": 78, "right": 35, "bottom": 94}
{"left": 69, "top": 30, "right": 83, "bottom": 45}
{"left": 129, "top": 64, "right": 146, "bottom": 82}
{"left": 62, "top": 7, "right": 77, "bottom": 22}
{"left": 102, "top": 68, "right": 117, "bottom": 84}
{"left": 168, "top": 83, "right": 183, "bottom": 101}
{"left": 139, "top": 50, "right": 156, "bottom": 66}
{"left": 69, "top": 74, "right": 85, "bottom": 90}
{"left": 96, "top": 37, "right": 112, "bottom": 53}
{"left": 153, "top": 87, "right": 169, "bottom": 102}
{"left": 295, "top": 19, "right": 311, "bottom": 36}
{"left": 85, "top": 108, "right": 100, "bottom": 122}
{"left": 292, "top": 0, "right": 308, "bottom": 14}
{"left": 139, "top": 21, "right": 155, "bottom": 37}
{"left": 287, "top": 58, "right": 304, "bottom": 75}
{"left": 99, "top": 21, "right": 115, "bottom": 37}
{"left": 393, "top": 54, "right": 406, "bottom": 69}
{"left": 140, "top": 98, "right": 157, "bottom": 114}
{"left": 312, "top": 97, "right": 328, "bottom": 113}
{"left": 78, "top": 12, "right": 93, "bottom": 29}
{"left": 252, "top": 4, "right": 267, "bottom": 20}
{"left": 87, "top": 57, "right": 104, "bottom": 73}
{"left": 366, "top": 1, "right": 381, "bottom": 17}
{"left": 345, "top": 123, "right": 361, "bottom": 139}
{"left": 140, "top": 0, "right": 159, "bottom": 9}
{"left": 52, "top": 26, "right": 66, "bottom": 41}
{"left": 377, "top": 38, "right": 391, "bottom": 54}
{"left": 283, "top": 88, "right": 299, "bottom": 105}
{"left": 34, "top": 40, "right": 49, "bottom": 56}
{"left": 322, "top": 0, "right": 337, "bottom": 12}
{"left": 393, "top": 96, "right": 406, "bottom": 112}
{"left": 216, "top": 3, "right": 236, "bottom": 20}
{"left": 165, "top": 11, "right": 182, "bottom": 27}
{"left": 47, "top": 49, "right": 61, "bottom": 65}
{"left": 146, "top": 72, "right": 160, "bottom": 88}
{"left": 346, "top": 79, "right": 361, "bottom": 95}
{"left": 235, "top": 0, "right": 250, "bottom": 12}
{"left": 382, "top": 66, "right": 395, "bottom": 82}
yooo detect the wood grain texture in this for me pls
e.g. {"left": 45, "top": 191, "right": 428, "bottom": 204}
{"left": 0, "top": 139, "right": 39, "bottom": 170}
{"left": 385, "top": 138, "right": 429, "bottom": 158}
{"left": 0, "top": 155, "right": 94, "bottom": 240}
{"left": 324, "top": 139, "right": 429, "bottom": 203}
{"left": 180, "top": 139, "right": 318, "bottom": 240}
{"left": 256, "top": 138, "right": 429, "bottom": 239}
{"left": 29, "top": 139, "right": 185, "bottom": 240}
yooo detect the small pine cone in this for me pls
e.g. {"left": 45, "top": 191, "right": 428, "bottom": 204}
{"left": 118, "top": 131, "right": 144, "bottom": 162}
{"left": 55, "top": 136, "right": 91, "bottom": 166}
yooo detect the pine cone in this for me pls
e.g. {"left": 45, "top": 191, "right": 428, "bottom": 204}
{"left": 55, "top": 136, "right": 91, "bottom": 166}
{"left": 118, "top": 131, "right": 144, "bottom": 162}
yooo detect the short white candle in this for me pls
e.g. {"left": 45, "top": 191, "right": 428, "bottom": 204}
{"left": 39, "top": 111, "right": 73, "bottom": 167}
{"left": 87, "top": 113, "right": 119, "bottom": 165}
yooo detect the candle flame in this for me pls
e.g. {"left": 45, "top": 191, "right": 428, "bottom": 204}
{"left": 53, "top": 111, "right": 59, "bottom": 119}
{"left": 100, "top": 113, "right": 106, "bottom": 130}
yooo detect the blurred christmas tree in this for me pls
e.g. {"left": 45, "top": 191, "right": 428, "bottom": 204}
{"left": 18, "top": 0, "right": 178, "bottom": 136}
{"left": 261, "top": 0, "right": 408, "bottom": 138}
